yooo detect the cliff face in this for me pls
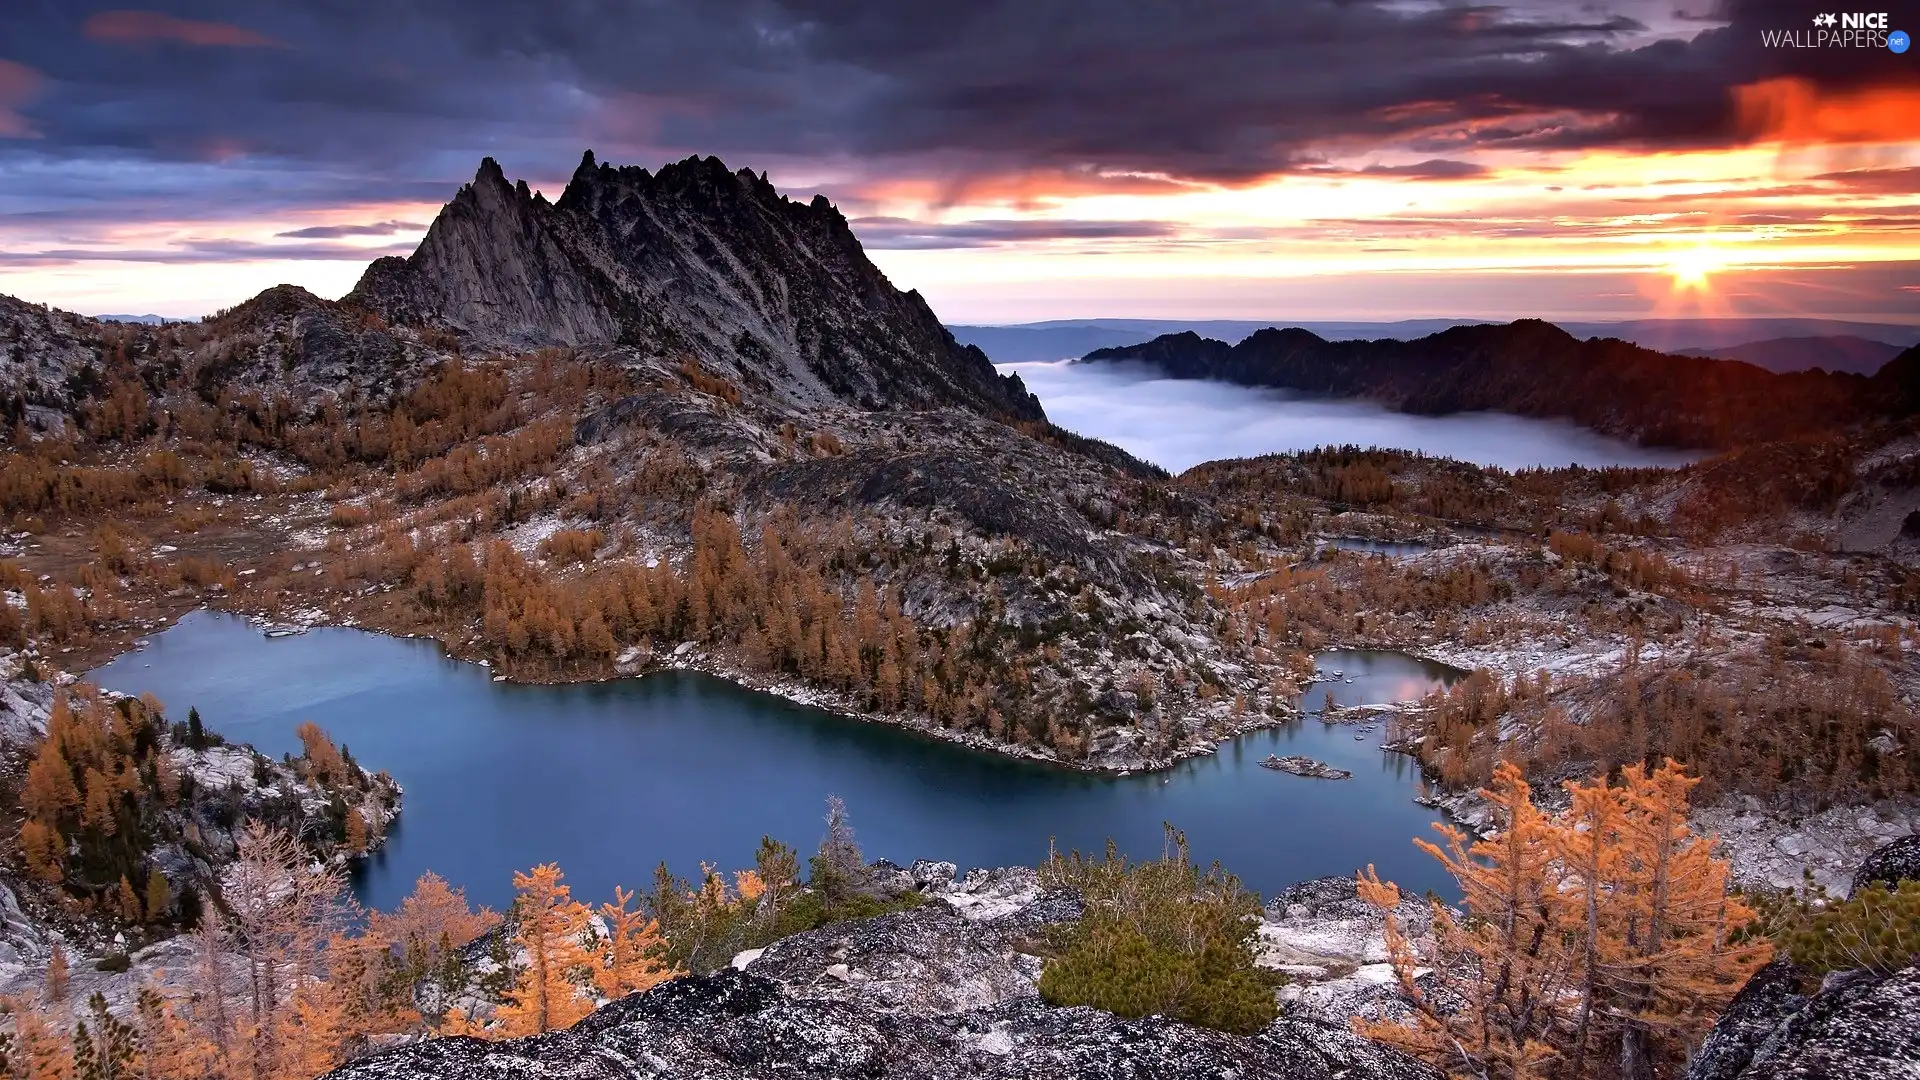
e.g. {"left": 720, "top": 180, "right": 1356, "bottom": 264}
{"left": 1082, "top": 321, "right": 1902, "bottom": 450}
{"left": 347, "top": 152, "right": 1042, "bottom": 422}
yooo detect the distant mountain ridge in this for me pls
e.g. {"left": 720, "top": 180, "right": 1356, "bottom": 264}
{"left": 348, "top": 152, "right": 1042, "bottom": 422}
{"left": 1081, "top": 320, "right": 1920, "bottom": 450}
{"left": 953, "top": 318, "right": 1920, "bottom": 365}
{"left": 1675, "top": 335, "right": 1904, "bottom": 376}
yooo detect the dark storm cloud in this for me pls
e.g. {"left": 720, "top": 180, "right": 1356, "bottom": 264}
{"left": 0, "top": 0, "right": 1912, "bottom": 224}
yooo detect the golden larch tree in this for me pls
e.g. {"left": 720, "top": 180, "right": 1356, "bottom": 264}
{"left": 1360, "top": 759, "right": 1770, "bottom": 1080}
{"left": 1587, "top": 762, "right": 1771, "bottom": 1080}
{"left": 1359, "top": 762, "right": 1575, "bottom": 1080}
{"left": 596, "top": 886, "right": 677, "bottom": 999}
{"left": 471, "top": 863, "right": 596, "bottom": 1037}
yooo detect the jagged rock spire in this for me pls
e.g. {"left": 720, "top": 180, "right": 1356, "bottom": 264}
{"left": 345, "top": 152, "right": 1042, "bottom": 422}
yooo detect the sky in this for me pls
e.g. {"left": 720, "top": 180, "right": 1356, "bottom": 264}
{"left": 0, "top": 0, "right": 1916, "bottom": 323}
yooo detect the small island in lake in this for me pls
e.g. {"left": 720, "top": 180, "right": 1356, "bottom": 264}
{"left": 1261, "top": 754, "right": 1353, "bottom": 780}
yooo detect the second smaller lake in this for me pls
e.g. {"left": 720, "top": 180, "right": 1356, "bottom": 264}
{"left": 1324, "top": 537, "right": 1432, "bottom": 559}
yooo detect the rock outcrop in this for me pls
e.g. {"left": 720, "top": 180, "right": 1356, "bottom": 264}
{"left": 1851, "top": 835, "right": 1920, "bottom": 897}
{"left": 1261, "top": 754, "right": 1352, "bottom": 780}
{"left": 327, "top": 867, "right": 1440, "bottom": 1080}
{"left": 346, "top": 152, "right": 1043, "bottom": 423}
{"left": 1261, "top": 876, "right": 1432, "bottom": 1024}
{"left": 1685, "top": 963, "right": 1920, "bottom": 1080}
{"left": 329, "top": 966, "right": 1440, "bottom": 1080}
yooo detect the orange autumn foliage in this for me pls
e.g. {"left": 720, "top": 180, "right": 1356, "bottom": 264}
{"left": 479, "top": 864, "right": 597, "bottom": 1037}
{"left": 1358, "top": 760, "right": 1770, "bottom": 1080}
{"left": 596, "top": 886, "right": 677, "bottom": 999}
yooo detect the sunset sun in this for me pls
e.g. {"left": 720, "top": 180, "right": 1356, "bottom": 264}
{"left": 1664, "top": 244, "right": 1727, "bottom": 292}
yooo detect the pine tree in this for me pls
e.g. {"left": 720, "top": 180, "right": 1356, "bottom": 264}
{"left": 72, "top": 993, "right": 138, "bottom": 1080}
{"left": 185, "top": 707, "right": 203, "bottom": 750}
{"left": 144, "top": 870, "right": 170, "bottom": 924}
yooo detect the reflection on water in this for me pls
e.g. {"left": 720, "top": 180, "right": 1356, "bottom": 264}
{"left": 93, "top": 613, "right": 1466, "bottom": 910}
{"left": 1324, "top": 537, "right": 1431, "bottom": 559}
{"left": 1308, "top": 648, "right": 1464, "bottom": 710}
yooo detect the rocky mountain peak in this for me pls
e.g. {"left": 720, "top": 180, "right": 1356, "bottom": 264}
{"left": 346, "top": 151, "right": 1041, "bottom": 422}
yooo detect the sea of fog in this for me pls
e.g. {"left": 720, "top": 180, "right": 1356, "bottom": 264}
{"left": 1006, "top": 360, "right": 1702, "bottom": 474}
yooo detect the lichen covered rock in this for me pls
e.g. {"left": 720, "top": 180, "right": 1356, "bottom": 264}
{"left": 1686, "top": 963, "right": 1920, "bottom": 1080}
{"left": 326, "top": 965, "right": 1441, "bottom": 1080}
{"left": 1851, "top": 835, "right": 1920, "bottom": 898}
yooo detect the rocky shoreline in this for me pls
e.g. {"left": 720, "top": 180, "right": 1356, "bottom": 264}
{"left": 0, "top": 648, "right": 403, "bottom": 1008}
{"left": 220, "top": 605, "right": 1299, "bottom": 777}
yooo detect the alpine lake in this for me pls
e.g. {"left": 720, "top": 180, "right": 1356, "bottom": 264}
{"left": 92, "top": 610, "right": 1465, "bottom": 912}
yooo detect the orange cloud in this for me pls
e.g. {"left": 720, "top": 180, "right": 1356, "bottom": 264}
{"left": 83, "top": 10, "right": 285, "bottom": 48}
{"left": 1733, "top": 77, "right": 1920, "bottom": 146}
{"left": 0, "top": 59, "right": 42, "bottom": 138}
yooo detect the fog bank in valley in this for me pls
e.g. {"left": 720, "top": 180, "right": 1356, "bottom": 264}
{"left": 1009, "top": 360, "right": 1702, "bottom": 475}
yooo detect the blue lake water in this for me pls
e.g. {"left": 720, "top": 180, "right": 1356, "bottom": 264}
{"left": 1325, "top": 537, "right": 1432, "bottom": 558}
{"left": 92, "top": 611, "right": 1464, "bottom": 913}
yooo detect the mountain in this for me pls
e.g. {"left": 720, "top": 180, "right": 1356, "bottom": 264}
{"left": 950, "top": 318, "right": 1920, "bottom": 366}
{"left": 1, "top": 153, "right": 1291, "bottom": 777}
{"left": 92, "top": 313, "right": 172, "bottom": 325}
{"left": 1873, "top": 342, "right": 1920, "bottom": 416}
{"left": 1570, "top": 318, "right": 1920, "bottom": 354}
{"left": 949, "top": 320, "right": 1480, "bottom": 364}
{"left": 1675, "top": 335, "right": 1905, "bottom": 376}
{"left": 348, "top": 153, "right": 1041, "bottom": 423}
{"left": 1080, "top": 320, "right": 1906, "bottom": 449}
